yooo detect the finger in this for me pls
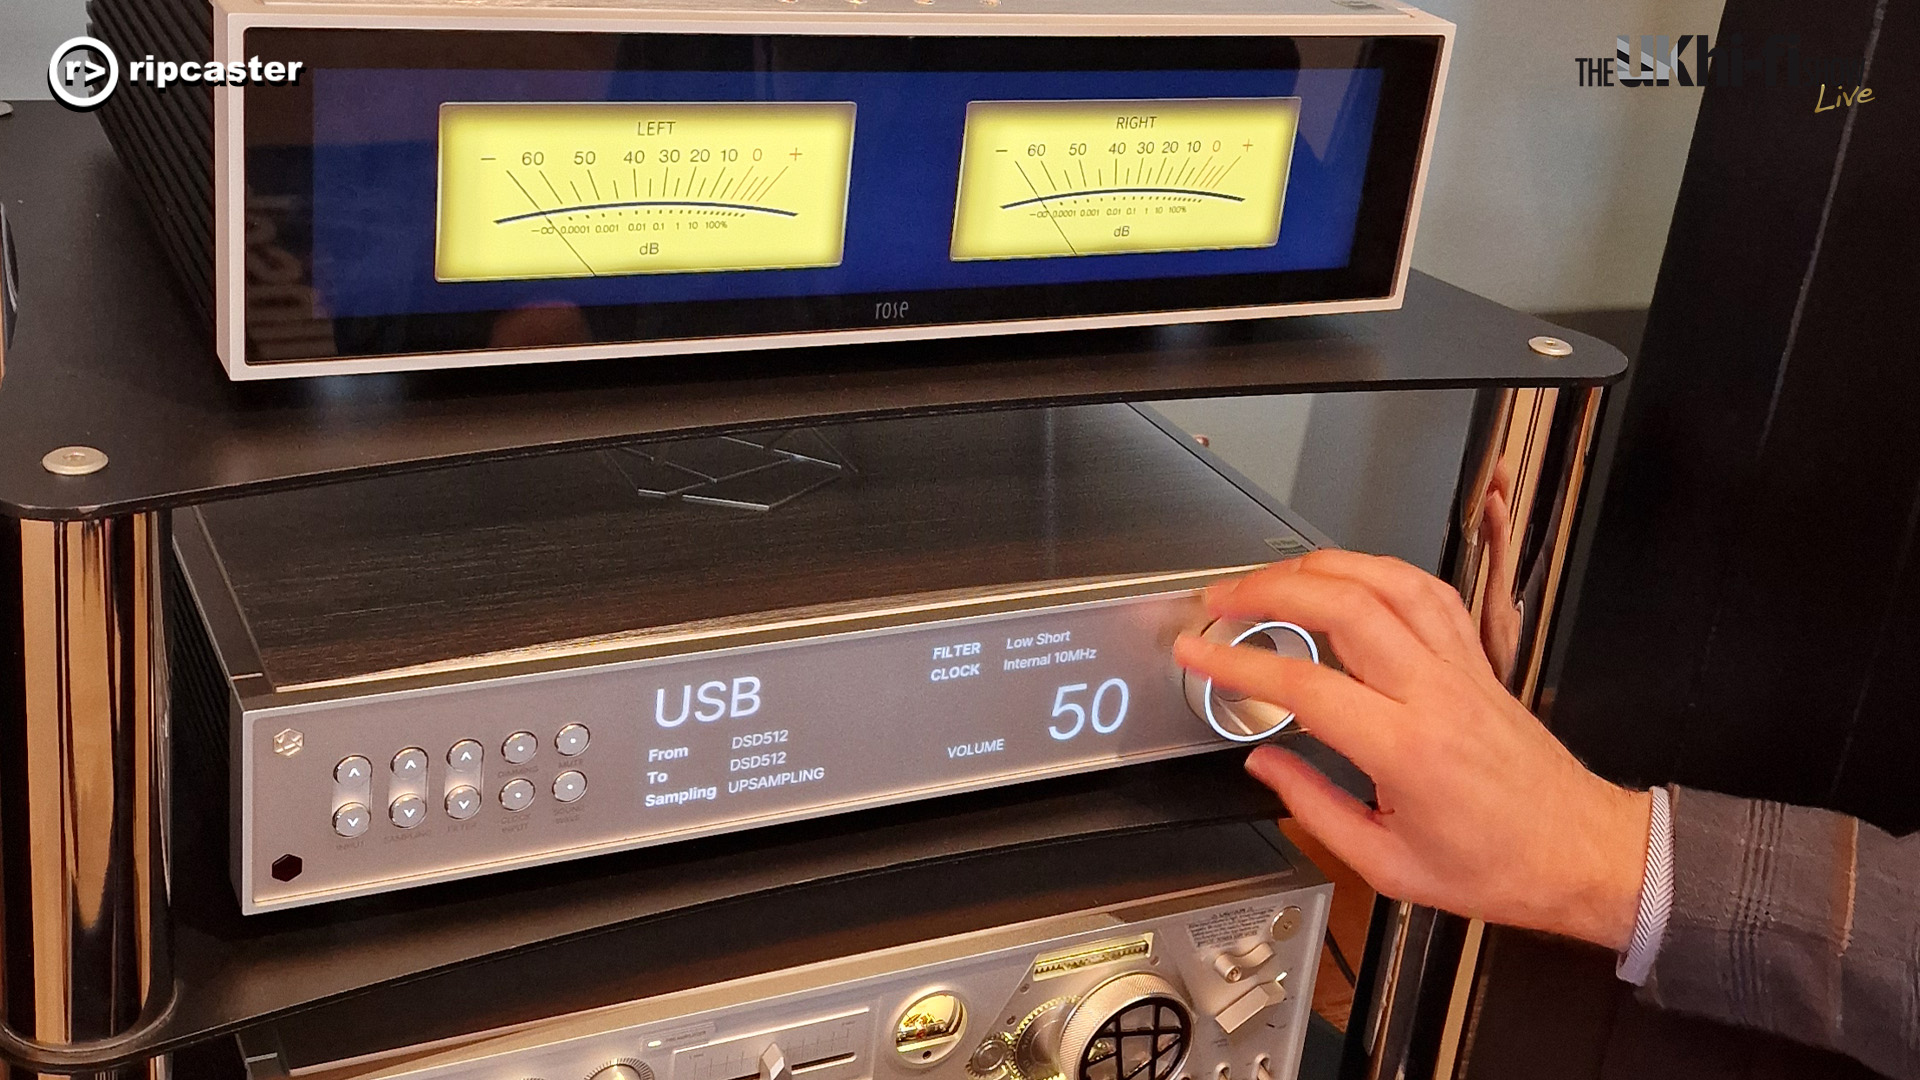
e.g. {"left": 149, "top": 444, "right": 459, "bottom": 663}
{"left": 1482, "top": 488, "right": 1516, "bottom": 580}
{"left": 1244, "top": 745, "right": 1403, "bottom": 888}
{"left": 1175, "top": 634, "right": 1405, "bottom": 772}
{"left": 1204, "top": 562, "right": 1436, "bottom": 693}
{"left": 1280, "top": 550, "right": 1482, "bottom": 667}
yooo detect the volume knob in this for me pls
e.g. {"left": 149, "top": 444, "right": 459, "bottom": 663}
{"left": 1055, "top": 973, "right": 1193, "bottom": 1080}
{"left": 1184, "top": 620, "right": 1320, "bottom": 742}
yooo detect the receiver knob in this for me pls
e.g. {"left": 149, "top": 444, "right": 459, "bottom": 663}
{"left": 1056, "top": 973, "right": 1193, "bottom": 1080}
{"left": 1184, "top": 620, "right": 1320, "bottom": 742}
{"left": 589, "top": 1067, "right": 645, "bottom": 1080}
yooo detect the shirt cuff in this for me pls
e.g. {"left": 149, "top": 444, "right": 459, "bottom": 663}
{"left": 1616, "top": 785, "right": 1674, "bottom": 986}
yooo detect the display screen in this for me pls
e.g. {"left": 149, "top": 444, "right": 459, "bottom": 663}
{"left": 436, "top": 102, "right": 858, "bottom": 281}
{"left": 952, "top": 98, "right": 1300, "bottom": 261}
{"left": 241, "top": 32, "right": 1443, "bottom": 365}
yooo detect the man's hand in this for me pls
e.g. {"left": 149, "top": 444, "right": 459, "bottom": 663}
{"left": 1174, "top": 550, "right": 1652, "bottom": 951}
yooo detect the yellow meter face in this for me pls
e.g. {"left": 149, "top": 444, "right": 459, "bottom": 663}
{"left": 950, "top": 98, "right": 1300, "bottom": 262}
{"left": 436, "top": 102, "right": 856, "bottom": 282}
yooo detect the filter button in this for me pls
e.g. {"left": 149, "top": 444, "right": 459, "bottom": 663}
{"left": 500, "top": 777, "right": 536, "bottom": 812}
{"left": 448, "top": 739, "right": 484, "bottom": 769}
{"left": 335, "top": 756, "right": 371, "bottom": 785}
{"left": 502, "top": 731, "right": 538, "bottom": 765}
{"left": 445, "top": 785, "right": 482, "bottom": 821}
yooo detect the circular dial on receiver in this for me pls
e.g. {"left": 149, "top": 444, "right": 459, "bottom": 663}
{"left": 1056, "top": 974, "right": 1193, "bottom": 1080}
{"left": 1184, "top": 620, "right": 1321, "bottom": 742}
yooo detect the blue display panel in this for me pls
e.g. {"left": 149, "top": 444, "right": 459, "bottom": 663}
{"left": 309, "top": 67, "right": 1382, "bottom": 320}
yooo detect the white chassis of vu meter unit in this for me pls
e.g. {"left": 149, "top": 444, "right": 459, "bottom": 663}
{"left": 205, "top": 0, "right": 1452, "bottom": 379}
{"left": 264, "top": 855, "right": 1332, "bottom": 1080}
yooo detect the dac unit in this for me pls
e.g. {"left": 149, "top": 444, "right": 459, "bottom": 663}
{"left": 172, "top": 405, "right": 1332, "bottom": 912}
{"left": 240, "top": 823, "right": 1333, "bottom": 1080}
{"left": 88, "top": 0, "right": 1451, "bottom": 378}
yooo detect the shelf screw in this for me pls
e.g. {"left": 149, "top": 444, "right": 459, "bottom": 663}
{"left": 1528, "top": 335, "right": 1573, "bottom": 358}
{"left": 41, "top": 446, "right": 108, "bottom": 476}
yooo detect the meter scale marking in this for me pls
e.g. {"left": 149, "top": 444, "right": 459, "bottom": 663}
{"left": 952, "top": 98, "right": 1300, "bottom": 262}
{"left": 437, "top": 102, "right": 855, "bottom": 282}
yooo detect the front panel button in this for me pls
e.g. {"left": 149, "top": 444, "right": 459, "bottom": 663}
{"left": 447, "top": 739, "right": 484, "bottom": 770}
{"left": 392, "top": 747, "right": 428, "bottom": 779}
{"left": 500, "top": 777, "right": 536, "bottom": 812}
{"left": 502, "top": 731, "right": 538, "bottom": 765}
{"left": 555, "top": 723, "right": 591, "bottom": 756}
{"left": 389, "top": 794, "right": 427, "bottom": 829}
{"left": 333, "top": 802, "right": 370, "bottom": 838}
{"left": 335, "top": 756, "right": 371, "bottom": 784}
{"left": 553, "top": 770, "right": 587, "bottom": 803}
{"left": 445, "top": 785, "right": 481, "bottom": 820}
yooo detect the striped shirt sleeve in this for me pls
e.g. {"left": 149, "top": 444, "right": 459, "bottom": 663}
{"left": 1617, "top": 785, "right": 1673, "bottom": 986}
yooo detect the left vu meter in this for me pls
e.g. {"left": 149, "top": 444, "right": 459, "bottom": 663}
{"left": 436, "top": 102, "right": 858, "bottom": 282}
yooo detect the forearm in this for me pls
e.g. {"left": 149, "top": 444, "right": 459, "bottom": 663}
{"left": 1639, "top": 786, "right": 1920, "bottom": 1079}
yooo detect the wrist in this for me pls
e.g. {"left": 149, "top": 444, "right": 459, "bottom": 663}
{"left": 1560, "top": 782, "right": 1655, "bottom": 951}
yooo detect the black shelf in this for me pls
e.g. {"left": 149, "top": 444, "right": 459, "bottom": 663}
{"left": 0, "top": 103, "right": 1623, "bottom": 521}
{"left": 5, "top": 745, "right": 1362, "bottom": 1072}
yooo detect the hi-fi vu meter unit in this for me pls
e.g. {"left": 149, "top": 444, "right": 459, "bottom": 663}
{"left": 89, "top": 0, "right": 1452, "bottom": 378}
{"left": 171, "top": 406, "right": 1333, "bottom": 912}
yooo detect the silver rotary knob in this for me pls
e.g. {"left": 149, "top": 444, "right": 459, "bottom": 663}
{"left": 1183, "top": 619, "right": 1320, "bottom": 742}
{"left": 589, "top": 1066, "right": 647, "bottom": 1080}
{"left": 1056, "top": 973, "right": 1193, "bottom": 1080}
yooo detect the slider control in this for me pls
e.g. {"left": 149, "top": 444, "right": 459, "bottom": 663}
{"left": 1213, "top": 975, "right": 1288, "bottom": 1035}
{"left": 761, "top": 1044, "right": 792, "bottom": 1080}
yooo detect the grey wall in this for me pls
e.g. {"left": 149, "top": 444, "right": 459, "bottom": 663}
{"left": 2, "top": 0, "right": 86, "bottom": 102}
{"left": 1160, "top": 0, "right": 1724, "bottom": 567}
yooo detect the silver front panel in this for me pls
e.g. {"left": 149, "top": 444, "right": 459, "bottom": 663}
{"left": 284, "top": 872, "right": 1332, "bottom": 1080}
{"left": 242, "top": 581, "right": 1254, "bottom": 911}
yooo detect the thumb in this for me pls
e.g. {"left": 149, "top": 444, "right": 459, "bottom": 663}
{"left": 1246, "top": 745, "right": 1399, "bottom": 888}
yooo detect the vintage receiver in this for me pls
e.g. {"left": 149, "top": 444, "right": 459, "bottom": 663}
{"left": 238, "top": 822, "right": 1333, "bottom": 1080}
{"left": 171, "top": 405, "right": 1333, "bottom": 912}
{"left": 89, "top": 0, "right": 1451, "bottom": 378}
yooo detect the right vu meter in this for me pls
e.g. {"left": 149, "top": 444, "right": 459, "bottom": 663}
{"left": 951, "top": 97, "right": 1301, "bottom": 261}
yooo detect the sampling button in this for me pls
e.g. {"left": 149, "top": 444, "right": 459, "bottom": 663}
{"left": 389, "top": 794, "right": 426, "bottom": 829}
